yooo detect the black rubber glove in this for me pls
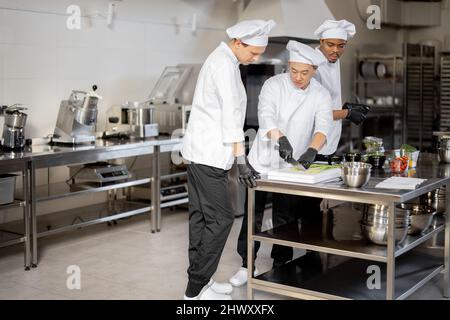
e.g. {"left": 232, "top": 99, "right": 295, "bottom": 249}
{"left": 298, "top": 147, "right": 318, "bottom": 170}
{"left": 343, "top": 102, "right": 371, "bottom": 126}
{"left": 278, "top": 136, "right": 294, "bottom": 161}
{"left": 237, "top": 155, "right": 260, "bottom": 188}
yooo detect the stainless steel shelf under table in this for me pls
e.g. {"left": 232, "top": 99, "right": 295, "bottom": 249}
{"left": 0, "top": 156, "right": 31, "bottom": 270}
{"left": 34, "top": 176, "right": 151, "bottom": 202}
{"left": 247, "top": 154, "right": 450, "bottom": 300}
{"left": 27, "top": 137, "right": 182, "bottom": 267}
{"left": 35, "top": 200, "right": 150, "bottom": 238}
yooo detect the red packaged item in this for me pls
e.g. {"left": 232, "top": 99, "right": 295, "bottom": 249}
{"left": 390, "top": 156, "right": 408, "bottom": 173}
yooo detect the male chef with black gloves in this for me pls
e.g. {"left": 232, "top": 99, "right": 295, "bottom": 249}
{"left": 314, "top": 19, "right": 371, "bottom": 158}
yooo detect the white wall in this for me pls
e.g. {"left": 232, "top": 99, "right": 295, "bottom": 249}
{"left": 0, "top": 0, "right": 238, "bottom": 223}
{"left": 0, "top": 0, "right": 238, "bottom": 138}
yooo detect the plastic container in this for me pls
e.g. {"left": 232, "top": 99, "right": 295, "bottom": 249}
{"left": 0, "top": 174, "right": 17, "bottom": 205}
{"left": 407, "top": 150, "right": 420, "bottom": 168}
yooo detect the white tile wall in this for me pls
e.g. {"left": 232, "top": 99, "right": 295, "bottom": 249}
{"left": 0, "top": 0, "right": 237, "bottom": 139}
{"left": 0, "top": 0, "right": 237, "bottom": 222}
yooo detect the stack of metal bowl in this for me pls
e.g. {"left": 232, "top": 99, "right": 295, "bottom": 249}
{"left": 420, "top": 186, "right": 446, "bottom": 215}
{"left": 341, "top": 162, "right": 372, "bottom": 188}
{"left": 397, "top": 203, "right": 436, "bottom": 235}
{"left": 438, "top": 138, "right": 450, "bottom": 163}
{"left": 360, "top": 204, "right": 410, "bottom": 245}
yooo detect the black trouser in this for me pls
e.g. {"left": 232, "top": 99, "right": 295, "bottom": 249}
{"left": 271, "top": 194, "right": 323, "bottom": 265}
{"left": 237, "top": 191, "right": 268, "bottom": 268}
{"left": 185, "top": 163, "right": 235, "bottom": 297}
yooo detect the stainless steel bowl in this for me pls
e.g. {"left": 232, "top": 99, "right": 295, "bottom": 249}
{"left": 341, "top": 162, "right": 372, "bottom": 188}
{"left": 397, "top": 203, "right": 436, "bottom": 235}
{"left": 420, "top": 188, "right": 446, "bottom": 215}
{"left": 409, "top": 213, "right": 434, "bottom": 235}
{"left": 360, "top": 223, "right": 408, "bottom": 245}
{"left": 438, "top": 138, "right": 450, "bottom": 149}
{"left": 438, "top": 147, "right": 450, "bottom": 163}
{"left": 362, "top": 204, "right": 409, "bottom": 226}
{"left": 363, "top": 215, "right": 410, "bottom": 227}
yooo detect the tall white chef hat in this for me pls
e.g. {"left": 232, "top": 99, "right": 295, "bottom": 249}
{"left": 226, "top": 19, "right": 276, "bottom": 47}
{"left": 287, "top": 40, "right": 327, "bottom": 67}
{"left": 314, "top": 19, "right": 356, "bottom": 41}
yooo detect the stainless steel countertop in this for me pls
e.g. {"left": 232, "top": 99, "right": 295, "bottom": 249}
{"left": 257, "top": 153, "right": 450, "bottom": 203}
{"left": 0, "top": 136, "right": 182, "bottom": 164}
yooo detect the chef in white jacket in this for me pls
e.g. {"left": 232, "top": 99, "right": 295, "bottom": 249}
{"left": 229, "top": 40, "right": 333, "bottom": 286}
{"left": 181, "top": 19, "right": 276, "bottom": 300}
{"left": 313, "top": 19, "right": 371, "bottom": 157}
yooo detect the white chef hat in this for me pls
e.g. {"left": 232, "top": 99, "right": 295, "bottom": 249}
{"left": 314, "top": 19, "right": 356, "bottom": 41}
{"left": 287, "top": 40, "right": 327, "bottom": 67}
{"left": 226, "top": 19, "right": 276, "bottom": 47}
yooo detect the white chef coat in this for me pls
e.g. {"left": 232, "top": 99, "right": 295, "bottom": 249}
{"left": 314, "top": 47, "right": 343, "bottom": 155}
{"left": 248, "top": 73, "right": 333, "bottom": 174}
{"left": 181, "top": 42, "right": 247, "bottom": 170}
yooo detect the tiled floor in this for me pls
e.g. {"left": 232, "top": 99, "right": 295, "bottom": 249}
{"left": 0, "top": 208, "right": 447, "bottom": 300}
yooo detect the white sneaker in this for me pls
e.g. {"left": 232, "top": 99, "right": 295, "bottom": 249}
{"left": 183, "top": 284, "right": 232, "bottom": 300}
{"left": 208, "top": 279, "right": 233, "bottom": 295}
{"left": 229, "top": 267, "right": 259, "bottom": 287}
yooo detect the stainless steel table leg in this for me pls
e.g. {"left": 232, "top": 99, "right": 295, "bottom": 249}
{"left": 155, "top": 145, "right": 161, "bottom": 232}
{"left": 151, "top": 146, "right": 161, "bottom": 233}
{"left": 23, "top": 162, "right": 31, "bottom": 271}
{"left": 386, "top": 201, "right": 396, "bottom": 300}
{"left": 30, "top": 161, "right": 38, "bottom": 268}
{"left": 444, "top": 186, "right": 450, "bottom": 298}
{"left": 247, "top": 188, "right": 255, "bottom": 300}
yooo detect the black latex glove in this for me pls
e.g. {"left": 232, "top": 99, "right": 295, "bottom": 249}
{"left": 343, "top": 102, "right": 371, "bottom": 126}
{"left": 278, "top": 136, "right": 294, "bottom": 161}
{"left": 298, "top": 147, "right": 318, "bottom": 170}
{"left": 237, "top": 155, "right": 260, "bottom": 188}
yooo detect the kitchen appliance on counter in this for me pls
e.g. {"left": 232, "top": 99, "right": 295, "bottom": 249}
{"left": 1, "top": 104, "right": 28, "bottom": 150}
{"left": 104, "top": 101, "right": 158, "bottom": 139}
{"left": 146, "top": 64, "right": 200, "bottom": 135}
{"left": 52, "top": 85, "right": 101, "bottom": 144}
{"left": 68, "top": 162, "right": 130, "bottom": 184}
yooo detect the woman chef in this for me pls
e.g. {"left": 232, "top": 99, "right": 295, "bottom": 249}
{"left": 229, "top": 40, "right": 333, "bottom": 286}
{"left": 181, "top": 19, "right": 276, "bottom": 300}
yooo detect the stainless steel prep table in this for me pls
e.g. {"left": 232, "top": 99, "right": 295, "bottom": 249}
{"left": 247, "top": 154, "right": 450, "bottom": 300}
{"left": 0, "top": 152, "right": 31, "bottom": 270}
{"left": 24, "top": 137, "right": 181, "bottom": 267}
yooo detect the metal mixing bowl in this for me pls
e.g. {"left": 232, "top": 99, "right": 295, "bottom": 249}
{"left": 397, "top": 203, "right": 436, "bottom": 235}
{"left": 360, "top": 223, "right": 408, "bottom": 245}
{"left": 363, "top": 211, "right": 410, "bottom": 226}
{"left": 341, "top": 162, "right": 372, "bottom": 188}
{"left": 438, "top": 148, "right": 450, "bottom": 164}
{"left": 409, "top": 213, "right": 435, "bottom": 235}
{"left": 420, "top": 188, "right": 446, "bottom": 215}
{"left": 363, "top": 215, "right": 410, "bottom": 227}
